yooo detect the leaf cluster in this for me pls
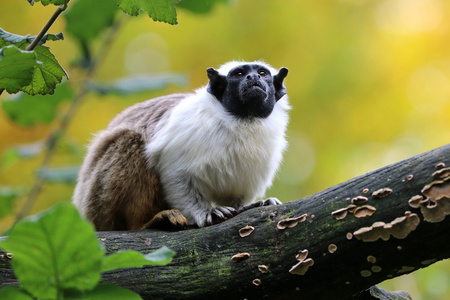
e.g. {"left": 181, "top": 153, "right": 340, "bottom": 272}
{"left": 0, "top": 204, "right": 175, "bottom": 299}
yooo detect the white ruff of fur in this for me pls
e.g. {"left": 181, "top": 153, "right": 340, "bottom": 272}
{"left": 145, "top": 61, "right": 290, "bottom": 227}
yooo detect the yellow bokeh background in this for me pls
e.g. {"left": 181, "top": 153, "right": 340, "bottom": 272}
{"left": 1, "top": 0, "right": 449, "bottom": 298}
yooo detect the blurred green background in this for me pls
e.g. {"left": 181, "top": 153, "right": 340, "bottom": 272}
{"left": 0, "top": 0, "right": 449, "bottom": 299}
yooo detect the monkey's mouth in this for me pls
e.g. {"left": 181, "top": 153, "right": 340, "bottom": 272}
{"left": 245, "top": 81, "right": 265, "bottom": 91}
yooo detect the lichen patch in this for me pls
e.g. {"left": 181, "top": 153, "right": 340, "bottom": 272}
{"left": 397, "top": 266, "right": 415, "bottom": 274}
{"left": 367, "top": 255, "right": 377, "bottom": 264}
{"left": 371, "top": 266, "right": 382, "bottom": 273}
{"left": 421, "top": 259, "right": 437, "bottom": 265}
{"left": 360, "top": 270, "right": 372, "bottom": 277}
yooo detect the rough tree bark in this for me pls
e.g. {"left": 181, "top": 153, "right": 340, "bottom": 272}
{"left": 1, "top": 144, "right": 449, "bottom": 299}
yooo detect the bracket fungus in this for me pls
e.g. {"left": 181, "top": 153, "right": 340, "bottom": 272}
{"left": 435, "top": 162, "right": 446, "bottom": 170}
{"left": 277, "top": 214, "right": 307, "bottom": 229}
{"left": 331, "top": 207, "right": 348, "bottom": 220}
{"left": 289, "top": 258, "right": 314, "bottom": 275}
{"left": 239, "top": 225, "right": 255, "bottom": 238}
{"left": 419, "top": 177, "right": 450, "bottom": 222}
{"left": 432, "top": 167, "right": 449, "bottom": 178}
{"left": 372, "top": 188, "right": 393, "bottom": 199}
{"left": 351, "top": 196, "right": 368, "bottom": 205}
{"left": 252, "top": 279, "right": 262, "bottom": 286}
{"left": 367, "top": 255, "right": 377, "bottom": 264}
{"left": 258, "top": 265, "right": 269, "bottom": 273}
{"left": 296, "top": 249, "right": 309, "bottom": 261}
{"left": 290, "top": 248, "right": 314, "bottom": 275}
{"left": 353, "top": 205, "right": 377, "bottom": 218}
{"left": 408, "top": 195, "right": 424, "bottom": 208}
{"left": 328, "top": 244, "right": 337, "bottom": 254}
{"left": 353, "top": 211, "right": 420, "bottom": 242}
{"left": 231, "top": 252, "right": 250, "bottom": 263}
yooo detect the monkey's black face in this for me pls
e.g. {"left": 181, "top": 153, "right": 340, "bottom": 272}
{"left": 207, "top": 64, "right": 288, "bottom": 119}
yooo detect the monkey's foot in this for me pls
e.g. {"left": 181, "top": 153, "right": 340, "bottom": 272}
{"left": 141, "top": 209, "right": 189, "bottom": 231}
{"left": 205, "top": 206, "right": 238, "bottom": 226}
{"left": 238, "top": 197, "right": 282, "bottom": 213}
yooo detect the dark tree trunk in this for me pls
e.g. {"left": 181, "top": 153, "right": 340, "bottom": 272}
{"left": 1, "top": 144, "right": 449, "bottom": 299}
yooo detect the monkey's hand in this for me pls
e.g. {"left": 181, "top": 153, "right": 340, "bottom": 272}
{"left": 141, "top": 209, "right": 189, "bottom": 231}
{"left": 204, "top": 206, "right": 238, "bottom": 226}
{"left": 238, "top": 197, "right": 282, "bottom": 213}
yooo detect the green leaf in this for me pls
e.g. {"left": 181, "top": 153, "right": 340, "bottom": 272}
{"left": 86, "top": 73, "right": 187, "bottom": 95}
{"left": 0, "top": 187, "right": 21, "bottom": 218}
{"left": 115, "top": 0, "right": 180, "bottom": 25}
{"left": 37, "top": 166, "right": 80, "bottom": 184}
{"left": 65, "top": 283, "right": 142, "bottom": 300}
{"left": 0, "top": 147, "right": 21, "bottom": 171}
{"left": 0, "top": 286, "right": 34, "bottom": 300}
{"left": 0, "top": 28, "right": 68, "bottom": 95}
{"left": 369, "top": 285, "right": 412, "bottom": 300}
{"left": 64, "top": 0, "right": 119, "bottom": 42}
{"left": 0, "top": 46, "right": 38, "bottom": 94}
{"left": 2, "top": 81, "right": 74, "bottom": 126}
{"left": 177, "top": 0, "right": 229, "bottom": 14}
{"left": 28, "top": 0, "right": 68, "bottom": 6}
{"left": 0, "top": 203, "right": 104, "bottom": 299}
{"left": 101, "top": 246, "right": 175, "bottom": 273}
{"left": 0, "top": 28, "right": 64, "bottom": 46}
{"left": 21, "top": 45, "right": 68, "bottom": 95}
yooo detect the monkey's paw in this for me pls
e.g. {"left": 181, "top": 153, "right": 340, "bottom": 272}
{"left": 205, "top": 206, "right": 238, "bottom": 226}
{"left": 238, "top": 197, "right": 282, "bottom": 213}
{"left": 142, "top": 209, "right": 189, "bottom": 231}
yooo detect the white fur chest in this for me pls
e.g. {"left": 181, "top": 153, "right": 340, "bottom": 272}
{"left": 145, "top": 89, "right": 289, "bottom": 208}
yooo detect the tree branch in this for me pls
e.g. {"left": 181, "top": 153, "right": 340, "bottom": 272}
{"left": 1, "top": 144, "right": 449, "bottom": 299}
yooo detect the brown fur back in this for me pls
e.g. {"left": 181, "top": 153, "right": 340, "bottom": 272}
{"left": 73, "top": 94, "right": 191, "bottom": 230}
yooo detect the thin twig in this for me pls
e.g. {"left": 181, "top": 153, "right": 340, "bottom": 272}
{"left": 26, "top": 1, "right": 69, "bottom": 51}
{"left": 15, "top": 17, "right": 124, "bottom": 223}
{"left": 0, "top": 1, "right": 69, "bottom": 97}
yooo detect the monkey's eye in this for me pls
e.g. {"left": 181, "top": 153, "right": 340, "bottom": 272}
{"left": 235, "top": 72, "right": 243, "bottom": 78}
{"left": 259, "top": 70, "right": 267, "bottom": 77}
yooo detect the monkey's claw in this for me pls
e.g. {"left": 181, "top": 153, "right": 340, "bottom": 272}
{"left": 238, "top": 197, "right": 282, "bottom": 213}
{"left": 206, "top": 206, "right": 238, "bottom": 226}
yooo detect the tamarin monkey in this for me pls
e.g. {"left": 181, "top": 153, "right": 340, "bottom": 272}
{"left": 73, "top": 61, "right": 289, "bottom": 230}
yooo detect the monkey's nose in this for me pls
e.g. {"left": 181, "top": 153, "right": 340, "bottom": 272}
{"left": 246, "top": 73, "right": 260, "bottom": 80}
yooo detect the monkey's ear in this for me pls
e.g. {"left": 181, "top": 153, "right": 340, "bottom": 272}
{"left": 273, "top": 67, "right": 288, "bottom": 101}
{"left": 207, "top": 68, "right": 227, "bottom": 101}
